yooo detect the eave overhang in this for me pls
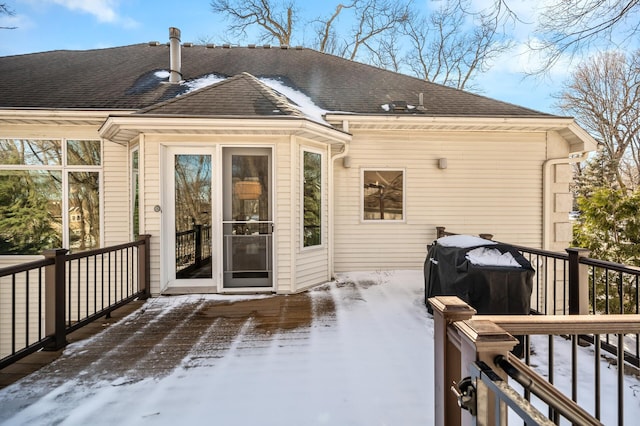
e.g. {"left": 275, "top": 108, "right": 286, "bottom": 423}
{"left": 0, "top": 108, "right": 134, "bottom": 127}
{"left": 99, "top": 114, "right": 351, "bottom": 146}
{"left": 325, "top": 114, "right": 598, "bottom": 154}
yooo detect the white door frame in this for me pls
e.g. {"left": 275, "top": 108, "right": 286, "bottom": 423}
{"left": 160, "top": 145, "right": 217, "bottom": 294}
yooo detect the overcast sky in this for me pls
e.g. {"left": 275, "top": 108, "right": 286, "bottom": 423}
{"left": 0, "top": 0, "right": 608, "bottom": 114}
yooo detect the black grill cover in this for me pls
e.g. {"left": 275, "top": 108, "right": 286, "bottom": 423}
{"left": 424, "top": 240, "right": 534, "bottom": 315}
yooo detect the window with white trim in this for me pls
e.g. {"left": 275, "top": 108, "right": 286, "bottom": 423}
{"left": 131, "top": 147, "right": 140, "bottom": 240}
{"left": 302, "top": 149, "right": 322, "bottom": 248}
{"left": 0, "top": 139, "right": 102, "bottom": 254}
{"left": 362, "top": 169, "right": 404, "bottom": 221}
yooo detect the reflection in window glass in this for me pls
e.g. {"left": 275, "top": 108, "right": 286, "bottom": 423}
{"left": 132, "top": 149, "right": 139, "bottom": 240}
{"left": 67, "top": 140, "right": 101, "bottom": 166}
{"left": 303, "top": 151, "right": 322, "bottom": 247}
{"left": 0, "top": 139, "right": 62, "bottom": 166}
{"left": 68, "top": 172, "right": 100, "bottom": 251}
{"left": 363, "top": 170, "right": 404, "bottom": 221}
{"left": 0, "top": 170, "right": 62, "bottom": 254}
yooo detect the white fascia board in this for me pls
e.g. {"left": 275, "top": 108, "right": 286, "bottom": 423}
{"left": 100, "top": 115, "right": 351, "bottom": 146}
{"left": 325, "top": 114, "right": 598, "bottom": 154}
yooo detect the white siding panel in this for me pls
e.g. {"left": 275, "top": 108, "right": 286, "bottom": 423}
{"left": 333, "top": 130, "right": 547, "bottom": 272}
{"left": 102, "top": 140, "right": 130, "bottom": 246}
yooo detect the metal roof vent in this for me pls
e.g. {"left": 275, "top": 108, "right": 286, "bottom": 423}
{"left": 391, "top": 101, "right": 408, "bottom": 112}
{"left": 169, "top": 27, "right": 182, "bottom": 83}
{"left": 416, "top": 93, "right": 426, "bottom": 111}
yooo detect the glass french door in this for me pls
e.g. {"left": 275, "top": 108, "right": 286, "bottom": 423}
{"left": 164, "top": 147, "right": 214, "bottom": 289}
{"left": 222, "top": 147, "right": 273, "bottom": 288}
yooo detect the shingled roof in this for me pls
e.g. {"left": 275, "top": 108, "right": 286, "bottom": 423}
{"left": 137, "top": 72, "right": 307, "bottom": 118}
{"left": 0, "top": 43, "right": 553, "bottom": 117}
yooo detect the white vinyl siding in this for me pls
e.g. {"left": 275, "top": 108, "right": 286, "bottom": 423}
{"left": 333, "top": 130, "right": 548, "bottom": 272}
{"left": 102, "top": 140, "right": 129, "bottom": 246}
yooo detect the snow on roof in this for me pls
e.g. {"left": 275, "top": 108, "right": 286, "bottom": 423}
{"left": 437, "top": 234, "right": 497, "bottom": 248}
{"left": 176, "top": 72, "right": 329, "bottom": 124}
{"left": 258, "top": 77, "right": 329, "bottom": 124}
{"left": 182, "top": 73, "right": 227, "bottom": 92}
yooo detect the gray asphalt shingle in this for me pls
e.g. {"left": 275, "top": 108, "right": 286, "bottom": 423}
{"left": 0, "top": 43, "right": 553, "bottom": 117}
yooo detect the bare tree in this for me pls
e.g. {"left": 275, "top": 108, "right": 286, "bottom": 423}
{"left": 209, "top": 0, "right": 513, "bottom": 91}
{"left": 479, "top": 0, "right": 640, "bottom": 73}
{"left": 210, "top": 0, "right": 297, "bottom": 45}
{"left": 401, "top": 0, "right": 512, "bottom": 90}
{"left": 557, "top": 50, "right": 640, "bottom": 190}
{"left": 1, "top": 3, "right": 16, "bottom": 30}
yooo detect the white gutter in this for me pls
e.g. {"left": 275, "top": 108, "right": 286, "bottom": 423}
{"left": 328, "top": 120, "right": 351, "bottom": 279}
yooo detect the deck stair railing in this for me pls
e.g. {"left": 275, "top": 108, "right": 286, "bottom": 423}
{"left": 0, "top": 235, "right": 151, "bottom": 369}
{"left": 431, "top": 296, "right": 640, "bottom": 425}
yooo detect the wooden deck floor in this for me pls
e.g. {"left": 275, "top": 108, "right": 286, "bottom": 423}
{"left": 0, "top": 290, "right": 332, "bottom": 390}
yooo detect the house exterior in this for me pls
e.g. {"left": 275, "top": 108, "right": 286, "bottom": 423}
{"left": 0, "top": 28, "right": 597, "bottom": 296}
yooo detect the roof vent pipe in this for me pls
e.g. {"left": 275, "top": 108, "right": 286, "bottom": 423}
{"left": 169, "top": 27, "right": 182, "bottom": 83}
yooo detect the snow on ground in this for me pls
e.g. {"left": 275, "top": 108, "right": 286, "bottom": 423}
{"left": 0, "top": 270, "right": 639, "bottom": 425}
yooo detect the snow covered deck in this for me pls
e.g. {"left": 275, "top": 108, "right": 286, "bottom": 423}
{"left": 0, "top": 271, "right": 433, "bottom": 425}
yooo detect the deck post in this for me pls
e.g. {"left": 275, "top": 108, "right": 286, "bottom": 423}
{"left": 429, "top": 296, "right": 477, "bottom": 426}
{"left": 138, "top": 234, "right": 151, "bottom": 299}
{"left": 456, "top": 319, "right": 518, "bottom": 426}
{"left": 43, "top": 248, "right": 68, "bottom": 350}
{"left": 567, "top": 248, "right": 590, "bottom": 315}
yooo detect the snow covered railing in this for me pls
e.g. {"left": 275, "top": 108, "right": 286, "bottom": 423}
{"left": 0, "top": 235, "right": 151, "bottom": 369}
{"left": 430, "top": 296, "right": 640, "bottom": 425}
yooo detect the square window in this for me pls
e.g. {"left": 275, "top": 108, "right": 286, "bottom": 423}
{"left": 363, "top": 169, "right": 404, "bottom": 221}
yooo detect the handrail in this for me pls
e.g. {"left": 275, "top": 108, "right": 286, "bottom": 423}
{"left": 480, "top": 313, "right": 640, "bottom": 335}
{"left": 0, "top": 258, "right": 54, "bottom": 277}
{"left": 494, "top": 356, "right": 603, "bottom": 426}
{"left": 0, "top": 235, "right": 150, "bottom": 369}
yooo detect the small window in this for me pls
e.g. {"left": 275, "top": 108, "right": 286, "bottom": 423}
{"left": 303, "top": 150, "right": 322, "bottom": 247}
{"left": 362, "top": 169, "right": 404, "bottom": 221}
{"left": 67, "top": 140, "right": 101, "bottom": 166}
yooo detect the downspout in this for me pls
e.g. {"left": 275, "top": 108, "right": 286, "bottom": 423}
{"left": 542, "top": 152, "right": 588, "bottom": 250}
{"left": 329, "top": 120, "right": 351, "bottom": 279}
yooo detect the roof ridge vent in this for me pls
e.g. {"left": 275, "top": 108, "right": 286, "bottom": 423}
{"left": 263, "top": 44, "right": 271, "bottom": 49}
{"left": 280, "top": 45, "right": 289, "bottom": 49}
{"left": 223, "top": 43, "right": 231, "bottom": 48}
{"left": 148, "top": 41, "right": 160, "bottom": 46}
{"left": 248, "top": 44, "right": 256, "bottom": 49}
{"left": 183, "top": 42, "right": 193, "bottom": 47}
{"left": 206, "top": 43, "right": 215, "bottom": 49}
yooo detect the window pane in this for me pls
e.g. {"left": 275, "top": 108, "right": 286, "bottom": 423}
{"left": 0, "top": 170, "right": 62, "bottom": 254}
{"left": 132, "top": 150, "right": 139, "bottom": 240}
{"left": 363, "top": 170, "right": 404, "bottom": 220}
{"left": 0, "top": 139, "right": 62, "bottom": 166}
{"left": 67, "top": 140, "right": 101, "bottom": 166}
{"left": 68, "top": 171, "right": 100, "bottom": 251}
{"left": 303, "top": 151, "right": 322, "bottom": 247}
